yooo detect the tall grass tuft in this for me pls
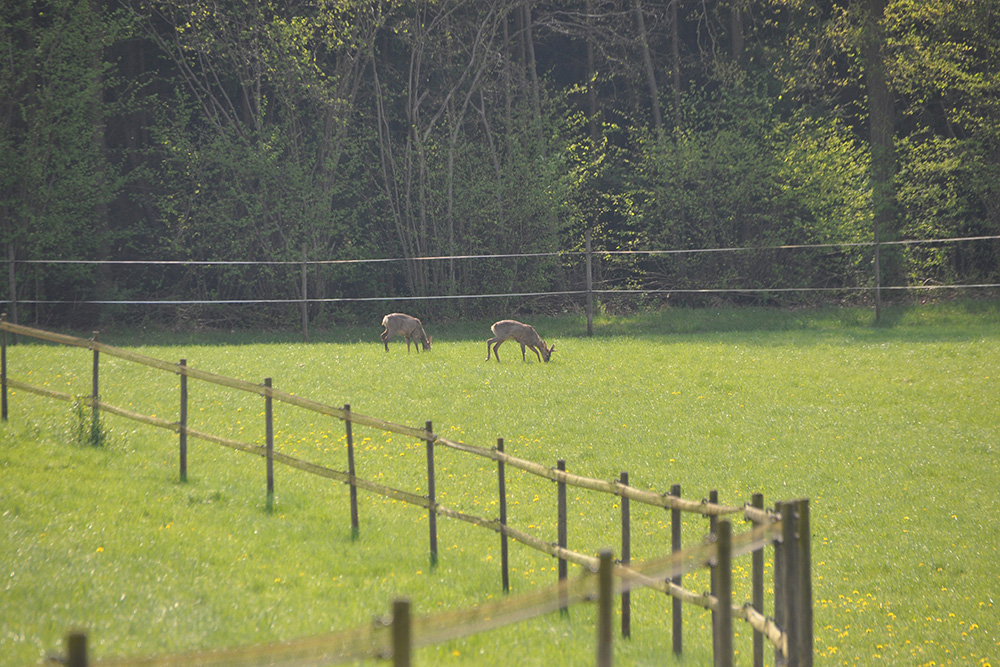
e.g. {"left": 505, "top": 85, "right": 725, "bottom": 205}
{"left": 70, "top": 398, "right": 110, "bottom": 448}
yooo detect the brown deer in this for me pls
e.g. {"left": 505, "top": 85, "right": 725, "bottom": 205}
{"left": 381, "top": 313, "right": 432, "bottom": 352}
{"left": 486, "top": 320, "right": 554, "bottom": 362}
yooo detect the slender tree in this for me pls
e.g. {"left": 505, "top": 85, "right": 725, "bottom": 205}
{"left": 632, "top": 0, "right": 664, "bottom": 137}
{"left": 857, "top": 0, "right": 897, "bottom": 316}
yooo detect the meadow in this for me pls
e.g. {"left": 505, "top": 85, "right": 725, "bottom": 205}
{"left": 2, "top": 301, "right": 999, "bottom": 665}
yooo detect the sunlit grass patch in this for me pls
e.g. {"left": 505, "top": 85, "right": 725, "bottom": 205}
{"left": 2, "top": 301, "right": 999, "bottom": 664}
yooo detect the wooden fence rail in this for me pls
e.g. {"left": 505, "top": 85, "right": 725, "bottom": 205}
{"left": 53, "top": 519, "right": 797, "bottom": 667}
{"left": 1, "top": 317, "right": 812, "bottom": 665}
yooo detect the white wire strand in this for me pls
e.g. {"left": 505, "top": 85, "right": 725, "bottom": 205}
{"left": 9, "top": 234, "right": 1000, "bottom": 266}
{"left": 3, "top": 235, "right": 998, "bottom": 305}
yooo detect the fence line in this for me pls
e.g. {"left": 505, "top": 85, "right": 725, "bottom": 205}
{"left": 6, "top": 233, "right": 1000, "bottom": 267}
{"left": 60, "top": 523, "right": 789, "bottom": 667}
{"left": 7, "top": 282, "right": 1000, "bottom": 307}
{"left": 0, "top": 318, "right": 749, "bottom": 516}
{"left": 2, "top": 318, "right": 812, "bottom": 665}
{"left": 55, "top": 523, "right": 792, "bottom": 667}
{"left": 3, "top": 234, "right": 999, "bottom": 311}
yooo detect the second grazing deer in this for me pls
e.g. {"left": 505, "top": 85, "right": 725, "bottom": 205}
{"left": 486, "top": 320, "right": 554, "bottom": 362}
{"left": 381, "top": 313, "right": 432, "bottom": 352}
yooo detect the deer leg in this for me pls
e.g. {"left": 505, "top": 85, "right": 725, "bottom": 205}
{"left": 382, "top": 329, "right": 390, "bottom": 351}
{"left": 492, "top": 340, "right": 504, "bottom": 362}
{"left": 520, "top": 343, "right": 528, "bottom": 361}
{"left": 405, "top": 335, "right": 412, "bottom": 352}
{"left": 528, "top": 345, "right": 541, "bottom": 362}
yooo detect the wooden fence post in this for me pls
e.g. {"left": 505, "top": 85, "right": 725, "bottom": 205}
{"left": 425, "top": 421, "right": 438, "bottom": 569}
{"left": 751, "top": 492, "right": 765, "bottom": 667}
{"left": 773, "top": 499, "right": 814, "bottom": 666}
{"left": 708, "top": 489, "right": 719, "bottom": 659}
{"left": 1, "top": 317, "right": 7, "bottom": 422}
{"left": 874, "top": 221, "right": 883, "bottom": 322}
{"left": 670, "top": 483, "right": 683, "bottom": 656}
{"left": 714, "top": 519, "right": 733, "bottom": 667}
{"left": 620, "top": 471, "right": 631, "bottom": 639}
{"left": 774, "top": 500, "right": 795, "bottom": 667}
{"left": 586, "top": 227, "right": 594, "bottom": 337}
{"left": 345, "top": 404, "right": 359, "bottom": 540}
{"left": 7, "top": 244, "right": 18, "bottom": 343}
{"left": 179, "top": 359, "right": 187, "bottom": 483}
{"left": 90, "top": 332, "right": 100, "bottom": 446}
{"left": 497, "top": 437, "right": 510, "bottom": 593}
{"left": 795, "top": 499, "right": 814, "bottom": 666}
{"left": 392, "top": 598, "right": 412, "bottom": 667}
{"left": 557, "top": 459, "right": 568, "bottom": 615}
{"left": 597, "top": 549, "right": 613, "bottom": 667}
{"left": 264, "top": 378, "right": 274, "bottom": 512}
{"left": 301, "top": 243, "right": 309, "bottom": 343}
{"left": 66, "top": 630, "right": 87, "bottom": 667}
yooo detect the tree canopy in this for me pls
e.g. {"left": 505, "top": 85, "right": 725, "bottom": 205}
{"left": 3, "top": 0, "right": 998, "bottom": 327}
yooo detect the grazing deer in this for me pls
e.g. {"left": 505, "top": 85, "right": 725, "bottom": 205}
{"left": 381, "top": 313, "right": 432, "bottom": 352}
{"left": 486, "top": 320, "right": 554, "bottom": 363}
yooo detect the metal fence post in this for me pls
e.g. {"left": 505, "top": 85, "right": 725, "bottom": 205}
{"left": 557, "top": 459, "right": 568, "bottom": 615}
{"left": 497, "top": 437, "right": 510, "bottom": 593}
{"left": 597, "top": 549, "right": 613, "bottom": 667}
{"left": 620, "top": 471, "right": 631, "bottom": 639}
{"left": 264, "top": 378, "right": 274, "bottom": 512}
{"left": 301, "top": 243, "right": 309, "bottom": 343}
{"left": 179, "top": 359, "right": 187, "bottom": 483}
{"left": 426, "top": 421, "right": 437, "bottom": 568}
{"left": 586, "top": 227, "right": 594, "bottom": 337}
{"left": 670, "top": 483, "right": 683, "bottom": 656}
{"left": 90, "top": 332, "right": 100, "bottom": 446}
{"left": 345, "top": 404, "right": 359, "bottom": 539}
{"left": 66, "top": 630, "right": 87, "bottom": 667}
{"left": 1, "top": 317, "right": 7, "bottom": 421}
{"left": 714, "top": 519, "right": 733, "bottom": 667}
{"left": 7, "top": 245, "right": 18, "bottom": 342}
{"left": 392, "top": 598, "right": 412, "bottom": 667}
{"left": 751, "top": 492, "right": 765, "bottom": 667}
{"left": 709, "top": 489, "right": 719, "bottom": 658}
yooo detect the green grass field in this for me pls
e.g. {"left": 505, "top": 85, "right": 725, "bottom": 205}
{"left": 2, "top": 302, "right": 999, "bottom": 665}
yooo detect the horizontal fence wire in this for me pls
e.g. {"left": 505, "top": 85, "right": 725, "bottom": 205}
{"left": 8, "top": 283, "right": 1000, "bottom": 306}
{"left": 2, "top": 234, "right": 999, "bottom": 306}
{"left": 5, "top": 234, "right": 1000, "bottom": 266}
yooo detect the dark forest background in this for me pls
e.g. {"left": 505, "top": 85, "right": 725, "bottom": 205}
{"left": 2, "top": 0, "right": 999, "bottom": 328}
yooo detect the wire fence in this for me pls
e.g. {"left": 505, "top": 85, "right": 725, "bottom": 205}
{"left": 3, "top": 234, "right": 999, "bottom": 340}
{"left": 3, "top": 318, "right": 812, "bottom": 666}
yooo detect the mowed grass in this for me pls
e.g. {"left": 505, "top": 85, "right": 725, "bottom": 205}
{"left": 2, "top": 301, "right": 999, "bottom": 665}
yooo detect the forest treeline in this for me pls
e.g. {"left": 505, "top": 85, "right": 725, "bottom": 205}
{"left": 2, "top": 0, "right": 999, "bottom": 327}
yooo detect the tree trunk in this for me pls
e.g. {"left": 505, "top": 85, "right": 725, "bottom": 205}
{"left": 632, "top": 0, "right": 664, "bottom": 138}
{"left": 730, "top": 0, "right": 745, "bottom": 63}
{"left": 586, "top": 0, "right": 600, "bottom": 144}
{"left": 89, "top": 0, "right": 112, "bottom": 309}
{"left": 522, "top": 2, "right": 544, "bottom": 150}
{"left": 858, "top": 0, "right": 897, "bottom": 315}
{"left": 670, "top": 0, "right": 682, "bottom": 132}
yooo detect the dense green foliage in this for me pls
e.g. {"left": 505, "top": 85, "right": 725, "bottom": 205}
{"left": 2, "top": 302, "right": 999, "bottom": 664}
{"left": 2, "top": 1, "right": 999, "bottom": 327}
